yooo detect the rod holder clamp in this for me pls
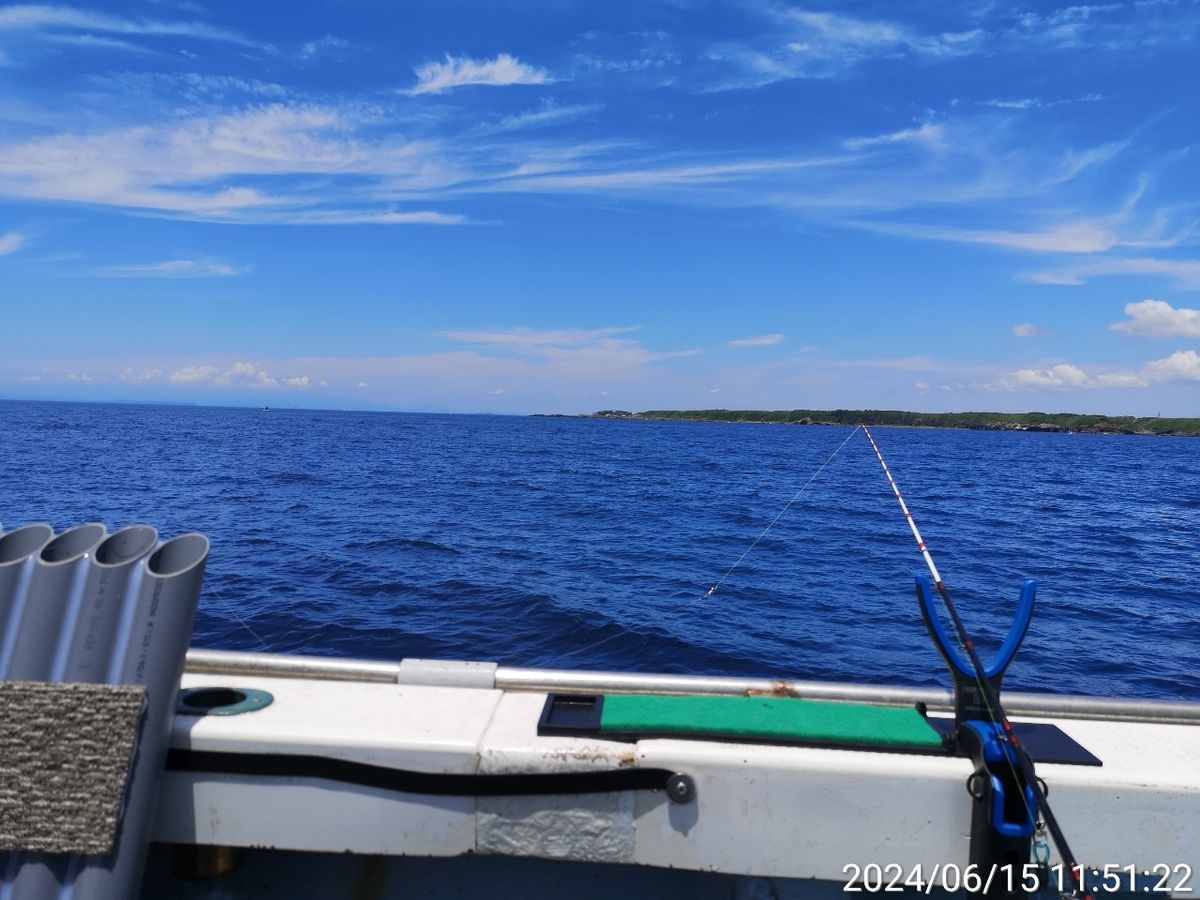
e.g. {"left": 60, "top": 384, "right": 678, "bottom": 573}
{"left": 915, "top": 574, "right": 1040, "bottom": 887}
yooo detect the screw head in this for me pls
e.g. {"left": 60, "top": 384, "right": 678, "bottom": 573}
{"left": 666, "top": 773, "right": 696, "bottom": 804}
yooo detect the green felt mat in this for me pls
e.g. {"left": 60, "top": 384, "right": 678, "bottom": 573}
{"left": 598, "top": 694, "right": 943, "bottom": 748}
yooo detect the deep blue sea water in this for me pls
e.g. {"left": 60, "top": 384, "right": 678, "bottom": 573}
{"left": 1, "top": 400, "right": 1197, "bottom": 700}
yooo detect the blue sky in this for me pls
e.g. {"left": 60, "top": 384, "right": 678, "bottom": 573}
{"left": 1, "top": 1, "right": 1198, "bottom": 414}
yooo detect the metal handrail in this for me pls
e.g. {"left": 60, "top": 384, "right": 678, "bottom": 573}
{"left": 184, "top": 648, "right": 1200, "bottom": 725}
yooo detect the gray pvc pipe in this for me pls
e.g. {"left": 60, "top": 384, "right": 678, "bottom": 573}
{"left": 59, "top": 525, "right": 159, "bottom": 683}
{"left": 0, "top": 524, "right": 105, "bottom": 680}
{"left": 68, "top": 532, "right": 209, "bottom": 900}
{"left": 0, "top": 524, "right": 57, "bottom": 900}
{"left": 6, "top": 526, "right": 162, "bottom": 900}
{"left": 0, "top": 524, "right": 56, "bottom": 671}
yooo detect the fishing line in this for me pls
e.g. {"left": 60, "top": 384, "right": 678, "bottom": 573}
{"left": 861, "top": 424, "right": 1085, "bottom": 897}
{"left": 206, "top": 585, "right": 271, "bottom": 652}
{"left": 702, "top": 425, "right": 861, "bottom": 601}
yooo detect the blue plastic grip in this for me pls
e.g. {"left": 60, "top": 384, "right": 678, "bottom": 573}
{"left": 915, "top": 574, "right": 1037, "bottom": 680}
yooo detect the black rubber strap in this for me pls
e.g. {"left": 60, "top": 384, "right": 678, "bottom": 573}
{"left": 168, "top": 749, "right": 674, "bottom": 797}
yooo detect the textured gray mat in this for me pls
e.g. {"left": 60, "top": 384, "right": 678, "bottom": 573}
{"left": 0, "top": 681, "right": 146, "bottom": 854}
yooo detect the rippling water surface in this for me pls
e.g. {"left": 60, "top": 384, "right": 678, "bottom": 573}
{"left": 2, "top": 400, "right": 1196, "bottom": 700}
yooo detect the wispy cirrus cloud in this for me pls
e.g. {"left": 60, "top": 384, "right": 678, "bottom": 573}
{"left": 977, "top": 93, "right": 1102, "bottom": 110}
{"left": 89, "top": 71, "right": 289, "bottom": 101}
{"left": 482, "top": 100, "right": 602, "bottom": 135}
{"left": 728, "top": 333, "right": 783, "bottom": 347}
{"left": 437, "top": 325, "right": 699, "bottom": 374}
{"left": 866, "top": 219, "right": 1157, "bottom": 254}
{"left": 1109, "top": 299, "right": 1200, "bottom": 338}
{"left": 712, "top": 3, "right": 1200, "bottom": 90}
{"left": 0, "top": 4, "right": 261, "bottom": 48}
{"left": 298, "top": 34, "right": 350, "bottom": 61}
{"left": 1024, "top": 257, "right": 1200, "bottom": 289}
{"left": 707, "top": 9, "right": 982, "bottom": 88}
{"left": 441, "top": 326, "right": 639, "bottom": 347}
{"left": 843, "top": 122, "right": 945, "bottom": 152}
{"left": 407, "top": 53, "right": 551, "bottom": 95}
{"left": 0, "top": 67, "right": 1183, "bottom": 277}
{"left": 92, "top": 258, "right": 248, "bottom": 277}
{"left": 0, "top": 101, "right": 466, "bottom": 223}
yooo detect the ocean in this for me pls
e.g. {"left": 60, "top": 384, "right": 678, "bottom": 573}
{"left": 1, "top": 399, "right": 1196, "bottom": 700}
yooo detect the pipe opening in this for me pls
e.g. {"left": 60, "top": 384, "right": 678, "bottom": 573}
{"left": 0, "top": 524, "right": 55, "bottom": 566}
{"left": 96, "top": 525, "right": 158, "bottom": 567}
{"left": 148, "top": 533, "right": 209, "bottom": 578}
{"left": 39, "top": 523, "right": 106, "bottom": 565}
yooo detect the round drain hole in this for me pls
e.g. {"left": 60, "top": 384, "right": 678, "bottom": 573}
{"left": 177, "top": 687, "right": 273, "bottom": 716}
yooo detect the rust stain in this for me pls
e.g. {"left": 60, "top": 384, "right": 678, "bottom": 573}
{"left": 745, "top": 680, "right": 802, "bottom": 699}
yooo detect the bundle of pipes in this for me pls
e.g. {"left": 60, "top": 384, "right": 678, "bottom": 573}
{"left": 0, "top": 522, "right": 208, "bottom": 900}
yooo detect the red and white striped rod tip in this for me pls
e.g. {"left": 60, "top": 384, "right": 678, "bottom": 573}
{"left": 859, "top": 425, "right": 944, "bottom": 587}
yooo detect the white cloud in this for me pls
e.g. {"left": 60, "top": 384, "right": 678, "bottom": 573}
{"left": 488, "top": 388, "right": 507, "bottom": 395}
{"left": 90, "top": 71, "right": 288, "bottom": 101}
{"left": 356, "top": 381, "right": 368, "bottom": 388}
{"left": 166, "top": 361, "right": 309, "bottom": 388}
{"left": 430, "top": 326, "right": 700, "bottom": 379}
{"left": 1109, "top": 299, "right": 1200, "bottom": 338}
{"left": 42, "top": 32, "right": 164, "bottom": 54}
{"left": 1025, "top": 258, "right": 1200, "bottom": 289}
{"left": 169, "top": 364, "right": 219, "bottom": 383}
{"left": 978, "top": 94, "right": 1103, "bottom": 110}
{"left": 284, "top": 209, "right": 466, "bottom": 225}
{"left": 1006, "top": 363, "right": 1149, "bottom": 389}
{"left": 1007, "top": 363, "right": 1090, "bottom": 388}
{"left": 488, "top": 101, "right": 601, "bottom": 134}
{"left": 1012, "top": 322, "right": 1050, "bottom": 338}
{"left": 0, "top": 101, "right": 472, "bottom": 223}
{"left": 982, "top": 98, "right": 1042, "bottom": 110}
{"left": 728, "top": 333, "right": 784, "bottom": 347}
{"left": 710, "top": 10, "right": 983, "bottom": 87}
{"left": 1143, "top": 349, "right": 1200, "bottom": 382}
{"left": 1003, "top": 349, "right": 1200, "bottom": 390}
{"left": 708, "top": 387, "right": 720, "bottom": 394}
{"left": 94, "top": 259, "right": 248, "bottom": 277}
{"left": 0, "top": 231, "right": 24, "bottom": 255}
{"left": 216, "top": 361, "right": 276, "bottom": 387}
{"left": 844, "top": 122, "right": 944, "bottom": 151}
{"left": 441, "top": 326, "right": 639, "bottom": 348}
{"left": 298, "top": 34, "right": 349, "bottom": 60}
{"left": 408, "top": 53, "right": 551, "bottom": 95}
{"left": 0, "top": 4, "right": 258, "bottom": 46}
{"left": 867, "top": 219, "right": 1161, "bottom": 254}
{"left": 118, "top": 367, "right": 163, "bottom": 382}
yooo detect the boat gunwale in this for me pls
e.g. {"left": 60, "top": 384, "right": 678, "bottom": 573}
{"left": 183, "top": 648, "right": 1200, "bottom": 725}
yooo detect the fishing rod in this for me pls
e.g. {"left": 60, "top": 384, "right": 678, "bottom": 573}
{"left": 860, "top": 424, "right": 1087, "bottom": 898}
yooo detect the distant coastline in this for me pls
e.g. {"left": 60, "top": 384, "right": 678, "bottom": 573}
{"left": 538, "top": 409, "right": 1200, "bottom": 436}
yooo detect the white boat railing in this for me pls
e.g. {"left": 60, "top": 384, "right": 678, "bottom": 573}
{"left": 184, "top": 648, "right": 1200, "bottom": 725}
